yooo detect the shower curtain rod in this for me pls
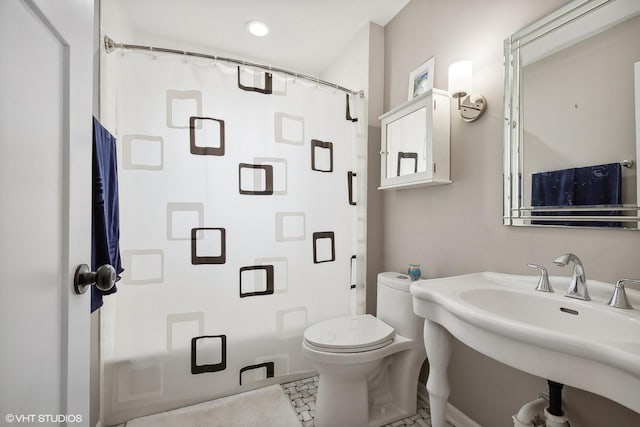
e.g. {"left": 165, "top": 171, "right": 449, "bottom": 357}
{"left": 104, "top": 36, "right": 363, "bottom": 97}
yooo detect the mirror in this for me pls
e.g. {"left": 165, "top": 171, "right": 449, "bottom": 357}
{"left": 504, "top": 0, "right": 640, "bottom": 229}
{"left": 386, "top": 107, "right": 429, "bottom": 179}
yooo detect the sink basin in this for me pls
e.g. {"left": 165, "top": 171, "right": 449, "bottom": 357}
{"left": 410, "top": 272, "right": 640, "bottom": 425}
{"left": 459, "top": 287, "right": 640, "bottom": 344}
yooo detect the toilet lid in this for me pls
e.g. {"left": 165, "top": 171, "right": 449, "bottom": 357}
{"left": 303, "top": 314, "right": 395, "bottom": 352}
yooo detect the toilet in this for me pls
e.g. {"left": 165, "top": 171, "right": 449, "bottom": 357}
{"left": 302, "top": 272, "right": 426, "bottom": 427}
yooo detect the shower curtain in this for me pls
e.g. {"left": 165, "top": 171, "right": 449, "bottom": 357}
{"left": 100, "top": 51, "right": 366, "bottom": 425}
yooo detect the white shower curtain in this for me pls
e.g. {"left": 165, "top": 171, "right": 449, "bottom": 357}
{"left": 100, "top": 51, "right": 366, "bottom": 424}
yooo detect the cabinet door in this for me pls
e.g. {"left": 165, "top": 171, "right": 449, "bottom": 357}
{"left": 385, "top": 103, "right": 431, "bottom": 180}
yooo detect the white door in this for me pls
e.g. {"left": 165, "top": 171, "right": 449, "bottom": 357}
{"left": 0, "top": 0, "right": 94, "bottom": 425}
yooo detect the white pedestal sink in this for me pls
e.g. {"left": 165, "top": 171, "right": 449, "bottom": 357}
{"left": 410, "top": 272, "right": 640, "bottom": 427}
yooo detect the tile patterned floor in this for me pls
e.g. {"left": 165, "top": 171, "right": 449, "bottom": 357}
{"left": 281, "top": 376, "right": 455, "bottom": 427}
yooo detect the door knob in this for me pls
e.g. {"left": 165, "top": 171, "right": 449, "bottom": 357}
{"left": 74, "top": 264, "right": 116, "bottom": 295}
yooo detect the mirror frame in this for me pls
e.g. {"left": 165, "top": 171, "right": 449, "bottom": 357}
{"left": 503, "top": 0, "right": 640, "bottom": 229}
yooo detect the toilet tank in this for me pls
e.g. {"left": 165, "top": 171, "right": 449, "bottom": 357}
{"left": 376, "top": 272, "right": 424, "bottom": 341}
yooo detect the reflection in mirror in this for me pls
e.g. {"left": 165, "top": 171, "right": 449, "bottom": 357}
{"left": 504, "top": 0, "right": 640, "bottom": 229}
{"left": 386, "top": 107, "right": 428, "bottom": 179}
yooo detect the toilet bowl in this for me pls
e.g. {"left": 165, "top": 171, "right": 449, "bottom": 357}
{"left": 302, "top": 272, "right": 426, "bottom": 427}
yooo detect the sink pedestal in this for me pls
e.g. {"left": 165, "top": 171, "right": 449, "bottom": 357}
{"left": 424, "top": 319, "right": 452, "bottom": 427}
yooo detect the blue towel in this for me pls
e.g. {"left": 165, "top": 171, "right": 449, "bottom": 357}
{"left": 531, "top": 163, "right": 622, "bottom": 227}
{"left": 92, "top": 118, "right": 124, "bottom": 312}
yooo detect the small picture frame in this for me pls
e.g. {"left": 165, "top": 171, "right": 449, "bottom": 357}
{"left": 408, "top": 57, "right": 435, "bottom": 100}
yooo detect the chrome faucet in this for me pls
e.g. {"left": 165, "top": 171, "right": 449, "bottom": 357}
{"left": 553, "top": 253, "right": 590, "bottom": 301}
{"left": 527, "top": 264, "right": 553, "bottom": 293}
{"left": 607, "top": 279, "right": 640, "bottom": 309}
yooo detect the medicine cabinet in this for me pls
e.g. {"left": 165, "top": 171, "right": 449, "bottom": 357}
{"left": 379, "top": 89, "right": 451, "bottom": 190}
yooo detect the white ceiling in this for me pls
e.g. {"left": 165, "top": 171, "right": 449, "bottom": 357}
{"left": 113, "top": 0, "right": 410, "bottom": 75}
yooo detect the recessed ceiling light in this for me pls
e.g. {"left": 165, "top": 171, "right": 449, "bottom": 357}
{"left": 246, "top": 20, "right": 270, "bottom": 37}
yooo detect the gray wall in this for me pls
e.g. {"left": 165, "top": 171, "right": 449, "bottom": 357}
{"left": 367, "top": 23, "right": 385, "bottom": 315}
{"left": 382, "top": 1, "right": 640, "bottom": 426}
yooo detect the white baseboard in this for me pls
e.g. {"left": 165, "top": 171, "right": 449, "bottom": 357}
{"left": 446, "top": 402, "right": 482, "bottom": 427}
{"left": 417, "top": 387, "right": 482, "bottom": 427}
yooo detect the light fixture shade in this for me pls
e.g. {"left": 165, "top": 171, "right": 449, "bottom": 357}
{"left": 448, "top": 60, "right": 472, "bottom": 98}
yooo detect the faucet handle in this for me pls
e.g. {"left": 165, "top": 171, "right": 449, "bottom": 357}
{"left": 527, "top": 264, "right": 554, "bottom": 293}
{"left": 607, "top": 278, "right": 640, "bottom": 309}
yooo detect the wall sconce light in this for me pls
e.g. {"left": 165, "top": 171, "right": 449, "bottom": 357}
{"left": 448, "top": 60, "right": 487, "bottom": 122}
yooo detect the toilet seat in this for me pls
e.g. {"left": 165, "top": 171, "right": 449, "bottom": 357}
{"left": 303, "top": 314, "right": 395, "bottom": 353}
